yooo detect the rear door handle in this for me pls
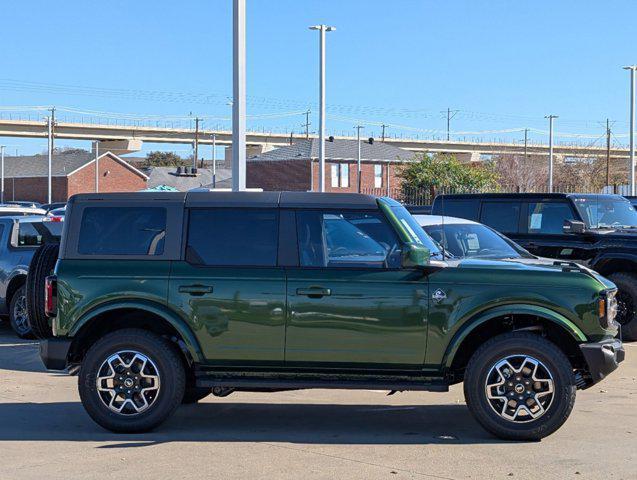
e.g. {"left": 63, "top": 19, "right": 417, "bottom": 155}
{"left": 296, "top": 287, "right": 331, "bottom": 298}
{"left": 178, "top": 284, "right": 213, "bottom": 296}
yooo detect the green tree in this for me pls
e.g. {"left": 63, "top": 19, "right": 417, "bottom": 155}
{"left": 144, "top": 151, "right": 186, "bottom": 167}
{"left": 399, "top": 153, "right": 500, "bottom": 196}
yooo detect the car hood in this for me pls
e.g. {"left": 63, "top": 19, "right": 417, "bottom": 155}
{"left": 450, "top": 257, "right": 615, "bottom": 289}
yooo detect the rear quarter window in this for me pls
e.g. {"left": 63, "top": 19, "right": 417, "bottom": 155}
{"left": 77, "top": 207, "right": 167, "bottom": 255}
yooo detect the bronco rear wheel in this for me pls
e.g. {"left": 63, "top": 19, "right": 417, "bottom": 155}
{"left": 79, "top": 328, "right": 185, "bottom": 433}
{"left": 464, "top": 332, "right": 576, "bottom": 441}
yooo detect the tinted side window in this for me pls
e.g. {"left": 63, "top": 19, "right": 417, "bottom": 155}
{"left": 527, "top": 202, "right": 574, "bottom": 234}
{"left": 481, "top": 202, "right": 521, "bottom": 233}
{"left": 433, "top": 199, "right": 480, "bottom": 221}
{"left": 17, "top": 222, "right": 62, "bottom": 246}
{"left": 78, "top": 207, "right": 166, "bottom": 255}
{"left": 187, "top": 209, "right": 279, "bottom": 266}
{"left": 297, "top": 210, "right": 401, "bottom": 268}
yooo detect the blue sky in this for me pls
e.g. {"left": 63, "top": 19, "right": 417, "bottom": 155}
{"left": 1, "top": 0, "right": 637, "bottom": 155}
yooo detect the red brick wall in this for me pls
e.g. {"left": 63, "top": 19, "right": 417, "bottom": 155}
{"left": 247, "top": 160, "right": 312, "bottom": 191}
{"left": 67, "top": 155, "right": 147, "bottom": 198}
{"left": 6, "top": 177, "right": 68, "bottom": 203}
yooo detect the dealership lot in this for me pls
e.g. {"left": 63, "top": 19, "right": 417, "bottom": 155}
{"left": 0, "top": 322, "right": 634, "bottom": 480}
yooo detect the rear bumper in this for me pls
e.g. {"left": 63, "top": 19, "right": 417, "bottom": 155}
{"left": 39, "top": 338, "right": 71, "bottom": 370}
{"left": 580, "top": 339, "right": 625, "bottom": 384}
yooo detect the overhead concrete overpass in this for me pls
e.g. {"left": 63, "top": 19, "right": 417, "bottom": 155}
{"left": 0, "top": 118, "right": 630, "bottom": 162}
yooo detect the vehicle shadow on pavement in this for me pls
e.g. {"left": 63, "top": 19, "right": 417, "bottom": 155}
{"left": 0, "top": 400, "right": 513, "bottom": 445}
{"left": 0, "top": 322, "right": 44, "bottom": 373}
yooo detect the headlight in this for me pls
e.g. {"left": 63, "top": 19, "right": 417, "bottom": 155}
{"left": 599, "top": 289, "right": 618, "bottom": 330}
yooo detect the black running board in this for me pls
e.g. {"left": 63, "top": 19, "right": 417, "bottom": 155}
{"left": 195, "top": 376, "right": 448, "bottom": 392}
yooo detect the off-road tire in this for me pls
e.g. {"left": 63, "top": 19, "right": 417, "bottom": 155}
{"left": 26, "top": 243, "right": 59, "bottom": 339}
{"left": 182, "top": 386, "right": 211, "bottom": 404}
{"left": 464, "top": 332, "right": 576, "bottom": 441}
{"left": 607, "top": 272, "right": 637, "bottom": 341}
{"left": 79, "top": 328, "right": 186, "bottom": 433}
{"left": 9, "top": 285, "right": 33, "bottom": 338}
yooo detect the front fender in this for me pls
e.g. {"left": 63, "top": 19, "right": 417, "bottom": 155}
{"left": 68, "top": 299, "right": 205, "bottom": 363}
{"left": 442, "top": 304, "right": 587, "bottom": 370}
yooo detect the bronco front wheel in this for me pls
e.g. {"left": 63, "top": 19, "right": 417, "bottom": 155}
{"left": 464, "top": 332, "right": 576, "bottom": 441}
{"left": 79, "top": 329, "right": 185, "bottom": 433}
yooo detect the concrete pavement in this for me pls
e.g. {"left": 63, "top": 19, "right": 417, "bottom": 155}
{"left": 0, "top": 322, "right": 635, "bottom": 480}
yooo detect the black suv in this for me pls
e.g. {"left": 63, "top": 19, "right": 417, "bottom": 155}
{"left": 432, "top": 193, "right": 637, "bottom": 340}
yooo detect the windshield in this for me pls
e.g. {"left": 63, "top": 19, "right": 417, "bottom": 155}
{"left": 389, "top": 206, "right": 444, "bottom": 259}
{"left": 572, "top": 196, "right": 637, "bottom": 229}
{"left": 423, "top": 222, "right": 526, "bottom": 259}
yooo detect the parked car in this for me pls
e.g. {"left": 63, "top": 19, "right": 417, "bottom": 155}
{"left": 37, "top": 191, "right": 623, "bottom": 440}
{"left": 0, "top": 215, "right": 63, "bottom": 337}
{"left": 432, "top": 193, "right": 637, "bottom": 341}
{"left": 405, "top": 205, "right": 432, "bottom": 215}
{"left": 0, "top": 204, "right": 47, "bottom": 217}
{"left": 414, "top": 215, "right": 532, "bottom": 259}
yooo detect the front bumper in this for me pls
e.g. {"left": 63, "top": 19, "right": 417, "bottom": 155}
{"left": 39, "top": 338, "right": 71, "bottom": 371}
{"left": 580, "top": 339, "right": 625, "bottom": 384}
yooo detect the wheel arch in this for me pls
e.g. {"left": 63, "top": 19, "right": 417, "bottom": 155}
{"left": 443, "top": 304, "right": 587, "bottom": 380}
{"left": 591, "top": 253, "right": 637, "bottom": 276}
{"left": 6, "top": 272, "right": 27, "bottom": 307}
{"left": 67, "top": 300, "right": 204, "bottom": 366}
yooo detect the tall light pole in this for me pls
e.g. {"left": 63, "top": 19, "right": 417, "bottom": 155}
{"left": 309, "top": 24, "right": 335, "bottom": 192}
{"left": 47, "top": 114, "right": 53, "bottom": 204}
{"left": 355, "top": 125, "right": 364, "bottom": 192}
{"left": 624, "top": 65, "right": 637, "bottom": 195}
{"left": 545, "top": 115, "right": 558, "bottom": 192}
{"left": 232, "top": 0, "right": 246, "bottom": 191}
{"left": 211, "top": 133, "right": 217, "bottom": 188}
{"left": 94, "top": 141, "right": 99, "bottom": 193}
{"left": 0, "top": 145, "right": 4, "bottom": 204}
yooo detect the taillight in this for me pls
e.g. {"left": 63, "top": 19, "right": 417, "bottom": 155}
{"left": 45, "top": 275, "right": 57, "bottom": 317}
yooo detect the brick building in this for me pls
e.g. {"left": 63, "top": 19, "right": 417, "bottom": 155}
{"left": 246, "top": 137, "right": 416, "bottom": 193}
{"left": 1, "top": 150, "right": 148, "bottom": 203}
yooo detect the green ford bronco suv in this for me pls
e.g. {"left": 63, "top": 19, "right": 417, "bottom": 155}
{"left": 37, "top": 191, "right": 624, "bottom": 440}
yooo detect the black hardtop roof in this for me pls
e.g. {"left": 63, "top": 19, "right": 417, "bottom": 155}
{"left": 69, "top": 191, "right": 382, "bottom": 209}
{"left": 435, "top": 192, "right": 626, "bottom": 201}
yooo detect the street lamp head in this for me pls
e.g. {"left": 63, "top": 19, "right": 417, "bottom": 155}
{"left": 309, "top": 25, "right": 336, "bottom": 31}
{"left": 623, "top": 65, "right": 637, "bottom": 70}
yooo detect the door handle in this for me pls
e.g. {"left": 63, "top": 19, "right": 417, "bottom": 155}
{"left": 296, "top": 287, "right": 331, "bottom": 298}
{"left": 178, "top": 284, "right": 213, "bottom": 296}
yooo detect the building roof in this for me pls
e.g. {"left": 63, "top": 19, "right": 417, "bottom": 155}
{"left": 248, "top": 138, "right": 417, "bottom": 163}
{"left": 2, "top": 151, "right": 148, "bottom": 179}
{"left": 144, "top": 166, "right": 233, "bottom": 192}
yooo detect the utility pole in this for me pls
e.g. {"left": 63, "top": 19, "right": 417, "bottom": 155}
{"left": 381, "top": 124, "right": 388, "bottom": 142}
{"left": 523, "top": 128, "right": 529, "bottom": 161}
{"left": 624, "top": 66, "right": 637, "bottom": 195}
{"left": 94, "top": 141, "right": 99, "bottom": 193}
{"left": 0, "top": 145, "right": 4, "bottom": 204}
{"left": 606, "top": 118, "right": 611, "bottom": 188}
{"left": 545, "top": 115, "right": 558, "bottom": 193}
{"left": 355, "top": 125, "right": 364, "bottom": 193}
{"left": 232, "top": 0, "right": 247, "bottom": 191}
{"left": 309, "top": 24, "right": 336, "bottom": 192}
{"left": 211, "top": 133, "right": 217, "bottom": 188}
{"left": 442, "top": 108, "right": 459, "bottom": 141}
{"left": 302, "top": 109, "right": 311, "bottom": 139}
{"left": 193, "top": 117, "right": 200, "bottom": 170}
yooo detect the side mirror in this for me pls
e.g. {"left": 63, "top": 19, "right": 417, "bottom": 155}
{"left": 563, "top": 219, "right": 585, "bottom": 234}
{"left": 401, "top": 243, "right": 430, "bottom": 269}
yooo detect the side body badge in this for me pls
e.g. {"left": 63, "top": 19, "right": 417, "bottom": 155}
{"left": 432, "top": 289, "right": 447, "bottom": 303}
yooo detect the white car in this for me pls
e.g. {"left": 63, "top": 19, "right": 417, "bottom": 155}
{"left": 413, "top": 215, "right": 532, "bottom": 259}
{"left": 0, "top": 204, "right": 47, "bottom": 217}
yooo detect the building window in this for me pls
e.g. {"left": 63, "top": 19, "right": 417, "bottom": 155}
{"left": 331, "top": 164, "right": 339, "bottom": 188}
{"left": 340, "top": 163, "right": 349, "bottom": 187}
{"left": 374, "top": 164, "right": 383, "bottom": 188}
